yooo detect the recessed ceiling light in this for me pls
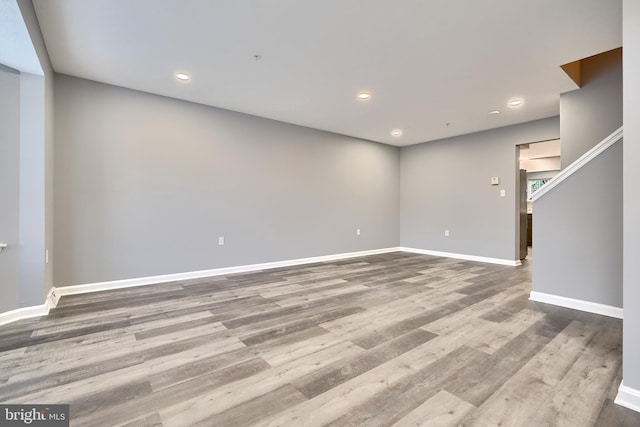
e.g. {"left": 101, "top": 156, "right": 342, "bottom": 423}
{"left": 508, "top": 98, "right": 524, "bottom": 107}
{"left": 489, "top": 110, "right": 501, "bottom": 115}
{"left": 357, "top": 92, "right": 371, "bottom": 100}
{"left": 391, "top": 129, "right": 402, "bottom": 137}
{"left": 175, "top": 72, "right": 191, "bottom": 81}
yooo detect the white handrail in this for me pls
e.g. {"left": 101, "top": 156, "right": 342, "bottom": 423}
{"left": 532, "top": 126, "right": 623, "bottom": 202}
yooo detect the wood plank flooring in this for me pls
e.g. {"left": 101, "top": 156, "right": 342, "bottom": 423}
{"left": 1, "top": 251, "right": 639, "bottom": 426}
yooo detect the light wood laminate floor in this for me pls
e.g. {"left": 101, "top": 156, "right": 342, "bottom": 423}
{"left": 1, "top": 252, "right": 639, "bottom": 426}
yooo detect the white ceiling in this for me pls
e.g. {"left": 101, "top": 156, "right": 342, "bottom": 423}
{"left": 31, "top": 0, "right": 621, "bottom": 146}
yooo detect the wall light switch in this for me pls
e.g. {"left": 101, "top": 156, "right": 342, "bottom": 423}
{"left": 218, "top": 236, "right": 225, "bottom": 246}
{"left": 500, "top": 189, "right": 506, "bottom": 197}
{"left": 356, "top": 228, "right": 361, "bottom": 236}
{"left": 491, "top": 177, "right": 500, "bottom": 185}
{"left": 444, "top": 229, "right": 450, "bottom": 237}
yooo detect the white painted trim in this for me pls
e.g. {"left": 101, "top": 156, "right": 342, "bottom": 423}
{"left": 398, "top": 247, "right": 522, "bottom": 266}
{"left": 1, "top": 246, "right": 521, "bottom": 326}
{"left": 615, "top": 382, "right": 640, "bottom": 413}
{"left": 532, "top": 126, "right": 623, "bottom": 202}
{"left": 529, "top": 291, "right": 623, "bottom": 319}
{"left": 0, "top": 304, "right": 49, "bottom": 326}
{"left": 46, "top": 287, "right": 60, "bottom": 309}
{"left": 55, "top": 247, "right": 401, "bottom": 297}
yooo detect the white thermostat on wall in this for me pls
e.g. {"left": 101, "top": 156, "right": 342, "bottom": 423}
{"left": 491, "top": 177, "right": 500, "bottom": 185}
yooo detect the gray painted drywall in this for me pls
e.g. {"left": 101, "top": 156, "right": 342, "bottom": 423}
{"left": 0, "top": 69, "right": 47, "bottom": 310}
{"left": 0, "top": 67, "right": 47, "bottom": 312}
{"left": 560, "top": 48, "right": 622, "bottom": 168}
{"left": 623, "top": 0, "right": 640, "bottom": 396}
{"left": 533, "top": 140, "right": 622, "bottom": 308}
{"left": 18, "top": 0, "right": 55, "bottom": 300}
{"left": 18, "top": 71, "right": 46, "bottom": 307}
{"left": 54, "top": 75, "right": 400, "bottom": 286}
{"left": 0, "top": 65, "right": 21, "bottom": 313}
{"left": 399, "top": 117, "right": 559, "bottom": 261}
{"left": 0, "top": 1, "right": 55, "bottom": 315}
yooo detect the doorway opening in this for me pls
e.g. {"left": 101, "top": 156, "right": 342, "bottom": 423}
{"left": 516, "top": 139, "right": 561, "bottom": 260}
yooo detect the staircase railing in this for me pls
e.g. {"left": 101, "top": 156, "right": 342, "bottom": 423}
{"left": 532, "top": 126, "right": 623, "bottom": 202}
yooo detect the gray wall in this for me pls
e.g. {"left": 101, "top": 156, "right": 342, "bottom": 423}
{"left": 0, "top": 68, "right": 47, "bottom": 311}
{"left": 0, "top": 0, "right": 57, "bottom": 311}
{"left": 0, "top": 1, "right": 56, "bottom": 315}
{"left": 400, "top": 117, "right": 559, "bottom": 261}
{"left": 560, "top": 48, "right": 622, "bottom": 168}
{"left": 18, "top": 72, "right": 47, "bottom": 307}
{"left": 623, "top": 0, "right": 640, "bottom": 398}
{"left": 17, "top": 0, "right": 55, "bottom": 302}
{"left": 533, "top": 140, "right": 622, "bottom": 308}
{"left": 0, "top": 65, "right": 21, "bottom": 313}
{"left": 54, "top": 75, "right": 400, "bottom": 286}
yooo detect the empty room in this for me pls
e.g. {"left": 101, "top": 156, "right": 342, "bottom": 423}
{"left": 1, "top": 0, "right": 640, "bottom": 426}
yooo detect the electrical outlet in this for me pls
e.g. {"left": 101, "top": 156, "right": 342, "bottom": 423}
{"left": 444, "top": 229, "right": 450, "bottom": 237}
{"left": 218, "top": 236, "right": 225, "bottom": 246}
{"left": 500, "top": 189, "right": 506, "bottom": 197}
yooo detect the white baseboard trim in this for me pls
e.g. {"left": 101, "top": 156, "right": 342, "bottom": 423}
{"left": 46, "top": 287, "right": 60, "bottom": 309}
{"left": 615, "top": 382, "right": 640, "bottom": 413}
{"left": 529, "top": 291, "right": 623, "bottom": 319}
{"left": 0, "top": 246, "right": 523, "bottom": 326}
{"left": 0, "top": 304, "right": 49, "bottom": 327}
{"left": 398, "top": 247, "right": 522, "bottom": 267}
{"left": 54, "top": 247, "right": 401, "bottom": 297}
